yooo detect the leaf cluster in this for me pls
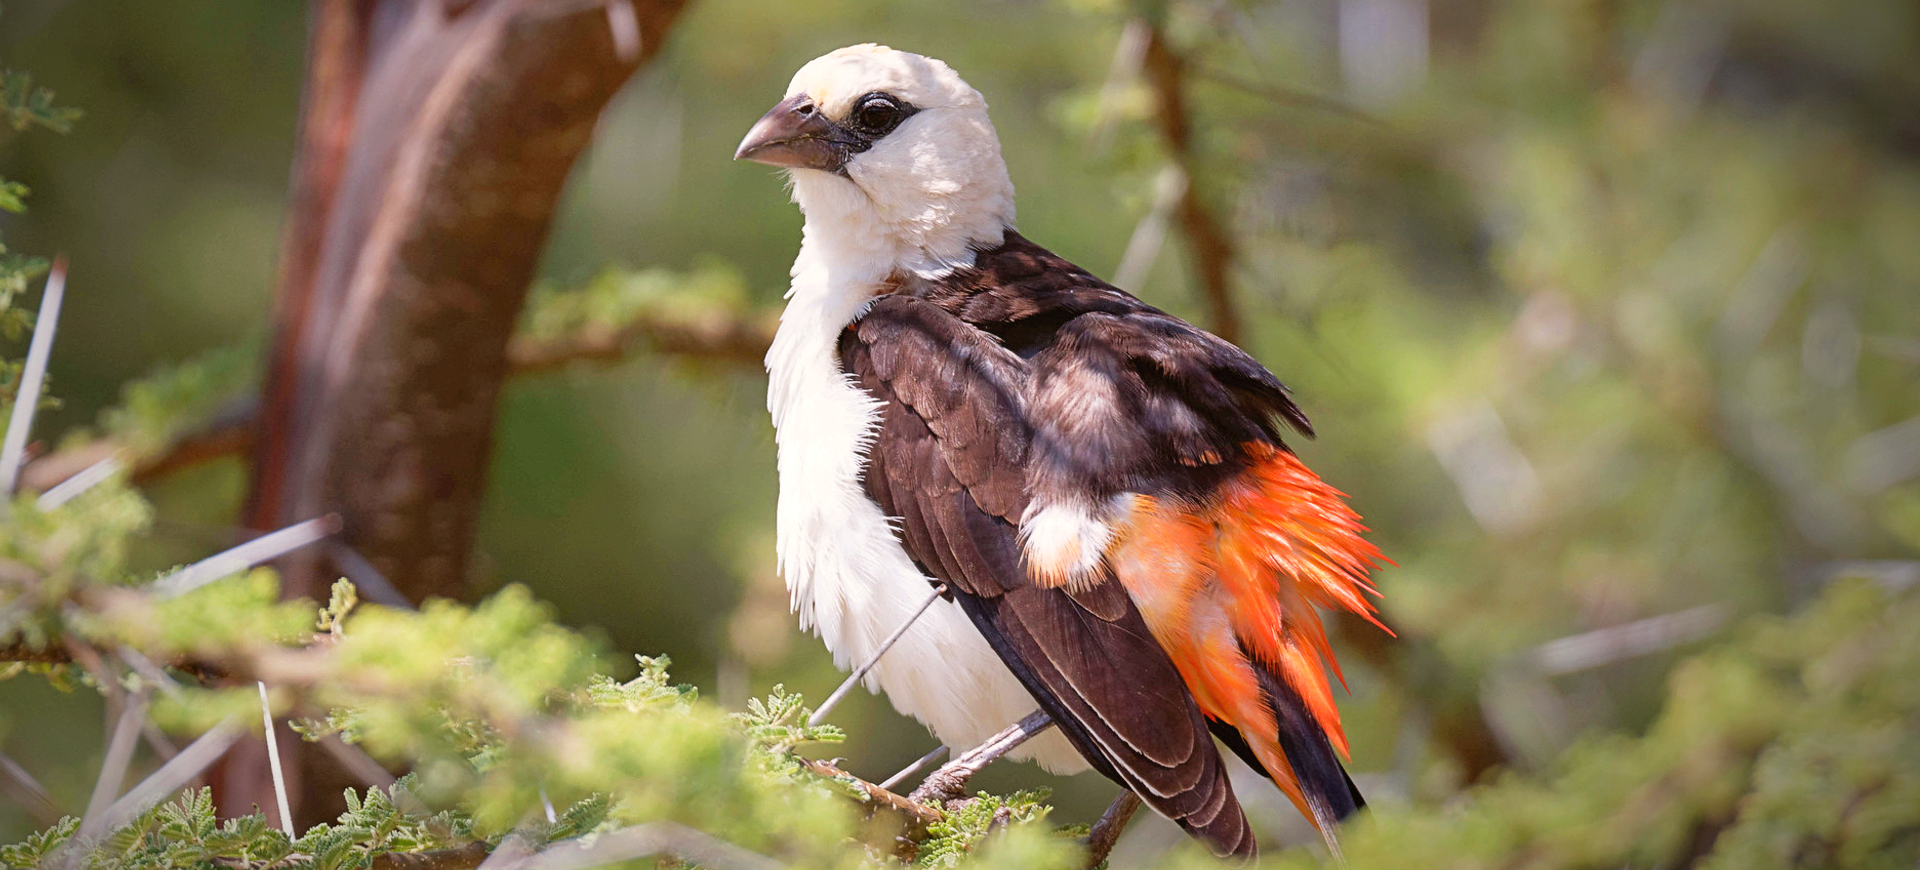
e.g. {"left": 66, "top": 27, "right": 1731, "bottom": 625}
{"left": 0, "top": 67, "right": 76, "bottom": 411}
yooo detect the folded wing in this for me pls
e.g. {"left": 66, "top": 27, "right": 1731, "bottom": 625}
{"left": 841, "top": 296, "right": 1255, "bottom": 858}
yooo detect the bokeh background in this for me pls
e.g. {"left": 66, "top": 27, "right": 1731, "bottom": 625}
{"left": 2, "top": 0, "right": 1916, "bottom": 860}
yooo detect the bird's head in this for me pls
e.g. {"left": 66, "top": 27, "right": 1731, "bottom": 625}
{"left": 736, "top": 45, "right": 1014, "bottom": 274}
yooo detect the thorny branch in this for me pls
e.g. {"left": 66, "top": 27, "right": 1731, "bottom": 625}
{"left": 796, "top": 756, "right": 943, "bottom": 833}
{"left": 14, "top": 305, "right": 775, "bottom": 499}
{"left": 16, "top": 403, "right": 256, "bottom": 495}
{"left": 505, "top": 308, "right": 775, "bottom": 374}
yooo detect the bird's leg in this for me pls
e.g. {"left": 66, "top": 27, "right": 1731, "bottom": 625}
{"left": 808, "top": 584, "right": 948, "bottom": 727}
{"left": 1081, "top": 791, "right": 1142, "bottom": 869}
{"left": 879, "top": 743, "right": 950, "bottom": 791}
{"left": 908, "top": 709, "right": 1054, "bottom": 804}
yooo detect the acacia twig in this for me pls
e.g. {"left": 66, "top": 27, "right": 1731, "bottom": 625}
{"left": 14, "top": 305, "right": 773, "bottom": 503}
{"left": 506, "top": 309, "right": 775, "bottom": 374}
{"left": 16, "top": 407, "right": 256, "bottom": 498}
{"left": 797, "top": 756, "right": 943, "bottom": 834}
{"left": 910, "top": 710, "right": 1055, "bottom": 804}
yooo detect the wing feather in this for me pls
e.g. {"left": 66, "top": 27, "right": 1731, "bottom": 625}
{"left": 906, "top": 231, "right": 1379, "bottom": 850}
{"left": 841, "top": 297, "right": 1253, "bottom": 857}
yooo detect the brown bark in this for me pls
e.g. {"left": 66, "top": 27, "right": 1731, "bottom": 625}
{"left": 1139, "top": 21, "right": 1242, "bottom": 345}
{"left": 222, "top": 0, "right": 689, "bottom": 827}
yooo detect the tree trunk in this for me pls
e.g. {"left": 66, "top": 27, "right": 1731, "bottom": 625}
{"left": 222, "top": 0, "right": 689, "bottom": 826}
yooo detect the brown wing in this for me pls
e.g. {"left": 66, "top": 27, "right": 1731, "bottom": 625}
{"left": 840, "top": 296, "right": 1255, "bottom": 858}
{"left": 908, "top": 231, "right": 1373, "bottom": 842}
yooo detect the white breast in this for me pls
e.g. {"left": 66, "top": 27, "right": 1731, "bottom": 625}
{"left": 766, "top": 258, "right": 1082, "bottom": 774}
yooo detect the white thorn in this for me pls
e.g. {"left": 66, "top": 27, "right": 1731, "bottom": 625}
{"left": 151, "top": 515, "right": 341, "bottom": 599}
{"left": 259, "top": 682, "right": 294, "bottom": 837}
{"left": 0, "top": 258, "right": 69, "bottom": 499}
{"left": 35, "top": 454, "right": 124, "bottom": 510}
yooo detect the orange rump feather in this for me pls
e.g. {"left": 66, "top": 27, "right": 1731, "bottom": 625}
{"left": 1107, "top": 442, "right": 1390, "bottom": 825}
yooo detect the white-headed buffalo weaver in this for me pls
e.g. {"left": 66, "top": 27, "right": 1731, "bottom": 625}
{"left": 735, "top": 44, "right": 1389, "bottom": 859}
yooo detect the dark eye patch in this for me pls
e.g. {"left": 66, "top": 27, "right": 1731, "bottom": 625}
{"left": 847, "top": 92, "right": 917, "bottom": 139}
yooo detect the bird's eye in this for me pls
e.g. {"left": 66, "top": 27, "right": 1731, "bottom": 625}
{"left": 853, "top": 95, "right": 906, "bottom": 135}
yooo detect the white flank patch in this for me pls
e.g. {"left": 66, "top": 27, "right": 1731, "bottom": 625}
{"left": 1019, "top": 500, "right": 1116, "bottom": 589}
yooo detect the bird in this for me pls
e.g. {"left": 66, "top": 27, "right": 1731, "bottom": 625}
{"left": 735, "top": 44, "right": 1388, "bottom": 859}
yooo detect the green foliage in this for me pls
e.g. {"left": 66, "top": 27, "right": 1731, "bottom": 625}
{"left": 0, "top": 816, "right": 76, "bottom": 868}
{"left": 5, "top": 1, "right": 1919, "bottom": 867}
{"left": 512, "top": 260, "right": 765, "bottom": 372}
{"left": 917, "top": 789, "right": 1053, "bottom": 868}
{"left": 0, "top": 483, "right": 154, "bottom": 652}
{"left": 516, "top": 261, "right": 751, "bottom": 347}
{"left": 90, "top": 341, "right": 257, "bottom": 460}
{"left": 0, "top": 70, "right": 80, "bottom": 135}
{"left": 315, "top": 578, "right": 357, "bottom": 638}
{"left": 0, "top": 62, "right": 75, "bottom": 413}
{"left": 3, "top": 779, "right": 485, "bottom": 870}
{"left": 1216, "top": 580, "right": 1920, "bottom": 870}
{"left": 732, "top": 683, "right": 844, "bottom": 750}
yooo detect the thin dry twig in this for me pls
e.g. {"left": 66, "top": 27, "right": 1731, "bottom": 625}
{"left": 910, "top": 710, "right": 1055, "bottom": 804}
{"left": 14, "top": 305, "right": 772, "bottom": 501}
{"left": 1113, "top": 165, "right": 1186, "bottom": 292}
{"left": 16, "top": 404, "right": 255, "bottom": 496}
{"left": 1529, "top": 605, "right": 1730, "bottom": 676}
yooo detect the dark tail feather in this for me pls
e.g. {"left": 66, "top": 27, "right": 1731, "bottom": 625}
{"left": 1210, "top": 666, "right": 1363, "bottom": 859}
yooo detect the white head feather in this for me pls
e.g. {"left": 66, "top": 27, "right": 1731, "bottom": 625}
{"left": 778, "top": 45, "right": 1015, "bottom": 283}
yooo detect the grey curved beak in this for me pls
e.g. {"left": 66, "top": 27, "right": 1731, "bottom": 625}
{"left": 734, "top": 95, "right": 851, "bottom": 173}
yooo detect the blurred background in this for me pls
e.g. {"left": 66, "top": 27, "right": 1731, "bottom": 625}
{"left": 1, "top": 0, "right": 1916, "bottom": 860}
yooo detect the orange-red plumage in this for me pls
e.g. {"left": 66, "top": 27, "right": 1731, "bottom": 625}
{"left": 1107, "top": 443, "right": 1390, "bottom": 825}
